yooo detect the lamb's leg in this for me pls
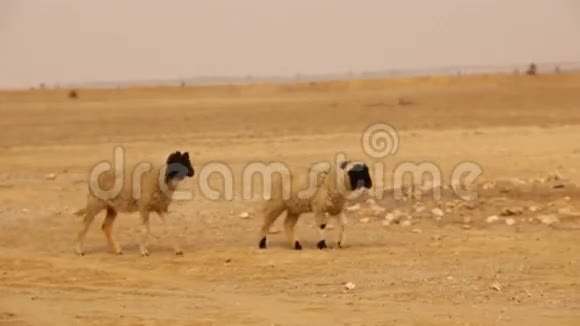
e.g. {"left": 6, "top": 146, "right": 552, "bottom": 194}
{"left": 314, "top": 211, "right": 329, "bottom": 249}
{"left": 75, "top": 199, "right": 104, "bottom": 256}
{"left": 157, "top": 212, "right": 183, "bottom": 256}
{"left": 102, "top": 207, "right": 122, "bottom": 255}
{"left": 283, "top": 212, "right": 302, "bottom": 250}
{"left": 259, "top": 204, "right": 284, "bottom": 249}
{"left": 336, "top": 212, "right": 348, "bottom": 248}
{"left": 139, "top": 210, "right": 151, "bottom": 256}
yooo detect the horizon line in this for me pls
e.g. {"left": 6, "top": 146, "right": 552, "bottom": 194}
{"left": 4, "top": 60, "right": 580, "bottom": 91}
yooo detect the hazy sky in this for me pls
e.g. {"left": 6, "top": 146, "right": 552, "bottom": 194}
{"left": 1, "top": 0, "right": 579, "bottom": 88}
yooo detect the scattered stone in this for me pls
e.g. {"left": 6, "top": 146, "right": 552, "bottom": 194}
{"left": 411, "top": 228, "right": 422, "bottom": 234}
{"left": 371, "top": 206, "right": 386, "bottom": 217}
{"left": 45, "top": 173, "right": 57, "bottom": 181}
{"left": 384, "top": 213, "right": 396, "bottom": 222}
{"left": 239, "top": 211, "right": 250, "bottom": 219}
{"left": 482, "top": 181, "right": 495, "bottom": 190}
{"left": 447, "top": 276, "right": 454, "bottom": 281}
{"left": 490, "top": 282, "right": 502, "bottom": 292}
{"left": 485, "top": 215, "right": 499, "bottom": 224}
{"left": 431, "top": 234, "right": 442, "bottom": 241}
{"left": 21, "top": 208, "right": 30, "bottom": 214}
{"left": 528, "top": 206, "right": 539, "bottom": 212}
{"left": 359, "top": 217, "right": 371, "bottom": 224}
{"left": 381, "top": 220, "right": 391, "bottom": 227}
{"left": 463, "top": 216, "right": 472, "bottom": 224}
{"left": 564, "top": 196, "right": 571, "bottom": 201}
{"left": 501, "top": 207, "right": 524, "bottom": 216}
{"left": 505, "top": 218, "right": 516, "bottom": 226}
{"left": 463, "top": 225, "right": 471, "bottom": 230}
{"left": 401, "top": 220, "right": 412, "bottom": 227}
{"left": 536, "top": 214, "right": 559, "bottom": 226}
{"left": 346, "top": 204, "right": 361, "bottom": 213}
{"left": 414, "top": 204, "right": 426, "bottom": 213}
{"left": 445, "top": 208, "right": 452, "bottom": 214}
{"left": 463, "top": 201, "right": 478, "bottom": 210}
{"left": 431, "top": 208, "right": 445, "bottom": 218}
{"left": 344, "top": 282, "right": 356, "bottom": 290}
{"left": 558, "top": 208, "right": 580, "bottom": 218}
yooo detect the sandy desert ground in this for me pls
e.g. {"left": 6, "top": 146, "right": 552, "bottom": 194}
{"left": 0, "top": 74, "right": 579, "bottom": 325}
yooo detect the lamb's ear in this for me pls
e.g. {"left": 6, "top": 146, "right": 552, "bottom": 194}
{"left": 183, "top": 152, "right": 189, "bottom": 159}
{"left": 339, "top": 161, "right": 349, "bottom": 170}
{"left": 166, "top": 151, "right": 180, "bottom": 164}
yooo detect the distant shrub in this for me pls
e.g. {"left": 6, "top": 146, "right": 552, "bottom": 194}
{"left": 68, "top": 89, "right": 78, "bottom": 99}
{"left": 397, "top": 97, "right": 414, "bottom": 106}
{"left": 526, "top": 63, "right": 537, "bottom": 76}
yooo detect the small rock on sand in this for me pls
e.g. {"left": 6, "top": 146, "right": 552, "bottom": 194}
{"left": 411, "top": 228, "right": 422, "bottom": 234}
{"left": 501, "top": 207, "right": 524, "bottom": 216}
{"left": 21, "top": 208, "right": 30, "bottom": 214}
{"left": 505, "top": 218, "right": 516, "bottom": 226}
{"left": 344, "top": 282, "right": 356, "bottom": 290}
{"left": 239, "top": 212, "right": 250, "bottom": 219}
{"left": 558, "top": 208, "right": 580, "bottom": 218}
{"left": 401, "top": 220, "right": 412, "bottom": 227}
{"left": 485, "top": 215, "right": 499, "bottom": 224}
{"left": 490, "top": 282, "right": 502, "bottom": 292}
{"left": 45, "top": 173, "right": 57, "bottom": 181}
{"left": 415, "top": 205, "right": 427, "bottom": 214}
{"left": 431, "top": 208, "right": 445, "bottom": 218}
{"left": 371, "top": 206, "right": 386, "bottom": 216}
{"left": 463, "top": 201, "right": 478, "bottom": 210}
{"left": 536, "top": 214, "right": 559, "bottom": 226}
{"left": 346, "top": 204, "right": 361, "bottom": 213}
{"left": 360, "top": 217, "right": 371, "bottom": 224}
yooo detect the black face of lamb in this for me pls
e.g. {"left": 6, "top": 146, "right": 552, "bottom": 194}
{"left": 347, "top": 163, "right": 372, "bottom": 190}
{"left": 165, "top": 151, "right": 195, "bottom": 182}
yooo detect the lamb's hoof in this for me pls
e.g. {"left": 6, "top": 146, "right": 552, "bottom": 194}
{"left": 76, "top": 251, "right": 85, "bottom": 256}
{"left": 317, "top": 240, "right": 327, "bottom": 250}
{"left": 175, "top": 251, "right": 184, "bottom": 256}
{"left": 259, "top": 237, "right": 267, "bottom": 249}
{"left": 337, "top": 242, "right": 343, "bottom": 249}
{"left": 294, "top": 241, "right": 302, "bottom": 250}
{"left": 140, "top": 250, "right": 150, "bottom": 257}
{"left": 116, "top": 251, "right": 123, "bottom": 255}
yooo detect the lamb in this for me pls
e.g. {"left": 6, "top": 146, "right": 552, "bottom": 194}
{"left": 258, "top": 160, "right": 372, "bottom": 250}
{"left": 73, "top": 151, "right": 194, "bottom": 256}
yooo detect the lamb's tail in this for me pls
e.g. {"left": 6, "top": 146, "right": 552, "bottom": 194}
{"left": 73, "top": 208, "right": 86, "bottom": 217}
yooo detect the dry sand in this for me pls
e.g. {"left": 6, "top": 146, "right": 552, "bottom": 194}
{"left": 0, "top": 74, "right": 579, "bottom": 325}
